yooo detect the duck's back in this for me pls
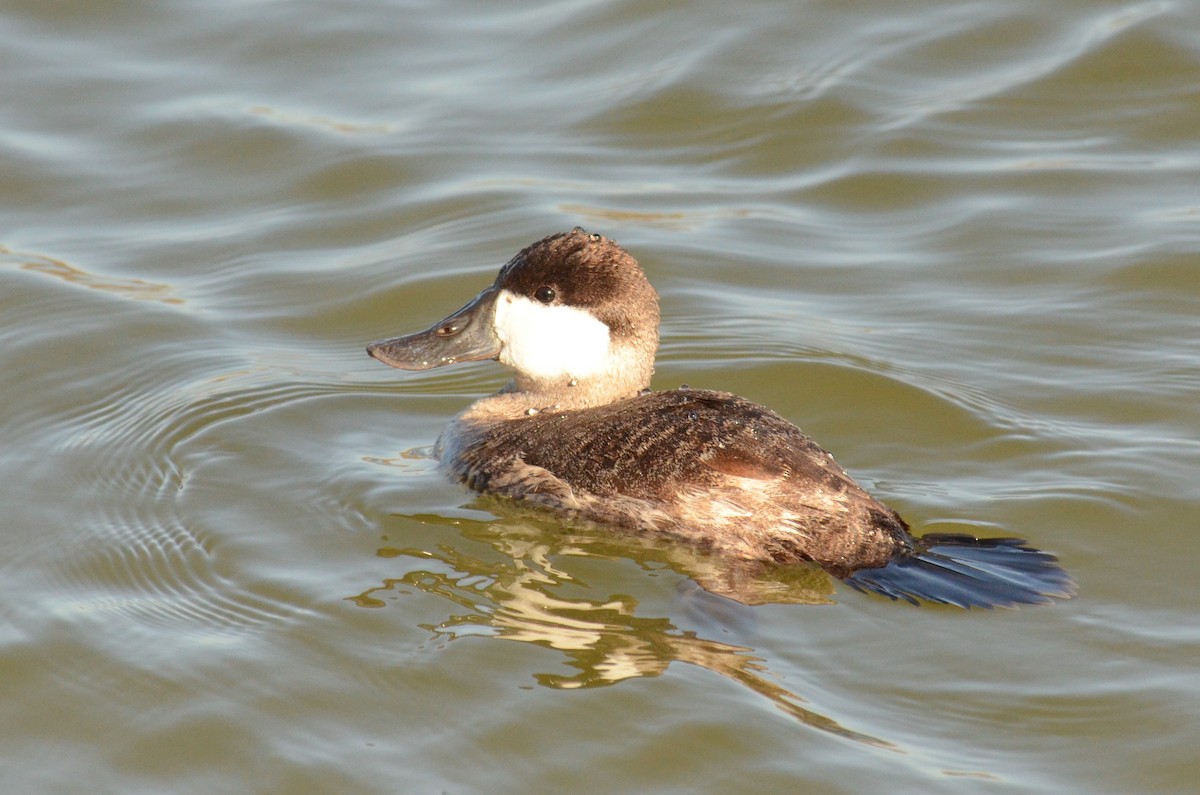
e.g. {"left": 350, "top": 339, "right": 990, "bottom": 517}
{"left": 445, "top": 388, "right": 911, "bottom": 569}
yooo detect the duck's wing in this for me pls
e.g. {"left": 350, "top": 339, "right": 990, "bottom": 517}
{"left": 464, "top": 389, "right": 873, "bottom": 512}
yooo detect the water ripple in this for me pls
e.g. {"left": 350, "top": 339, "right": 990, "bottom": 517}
{"left": 45, "top": 361, "right": 361, "bottom": 644}
{"left": 3, "top": 245, "right": 183, "bottom": 304}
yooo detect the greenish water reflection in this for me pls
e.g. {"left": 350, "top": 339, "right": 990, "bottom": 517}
{"left": 349, "top": 511, "right": 893, "bottom": 749}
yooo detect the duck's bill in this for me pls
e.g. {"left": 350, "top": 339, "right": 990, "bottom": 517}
{"left": 366, "top": 287, "right": 502, "bottom": 370}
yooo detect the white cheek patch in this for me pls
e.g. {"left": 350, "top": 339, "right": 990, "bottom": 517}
{"left": 493, "top": 290, "right": 611, "bottom": 380}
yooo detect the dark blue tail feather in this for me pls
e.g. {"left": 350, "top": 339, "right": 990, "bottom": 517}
{"left": 842, "top": 533, "right": 1075, "bottom": 608}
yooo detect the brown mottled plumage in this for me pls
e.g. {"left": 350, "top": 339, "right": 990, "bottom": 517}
{"left": 445, "top": 389, "right": 909, "bottom": 574}
{"left": 367, "top": 229, "right": 1074, "bottom": 607}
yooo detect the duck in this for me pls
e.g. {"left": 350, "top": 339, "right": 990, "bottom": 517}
{"left": 367, "top": 229, "right": 1074, "bottom": 607}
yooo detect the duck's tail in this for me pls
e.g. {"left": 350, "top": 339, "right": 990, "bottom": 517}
{"left": 842, "top": 533, "right": 1075, "bottom": 608}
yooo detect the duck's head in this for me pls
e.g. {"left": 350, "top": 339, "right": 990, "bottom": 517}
{"left": 367, "top": 229, "right": 660, "bottom": 403}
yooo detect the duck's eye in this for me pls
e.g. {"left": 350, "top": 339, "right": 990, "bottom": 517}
{"left": 534, "top": 286, "right": 556, "bottom": 304}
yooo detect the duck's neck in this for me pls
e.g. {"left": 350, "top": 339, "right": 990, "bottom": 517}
{"left": 466, "top": 334, "right": 658, "bottom": 418}
{"left": 460, "top": 361, "right": 646, "bottom": 424}
{"left": 501, "top": 367, "right": 649, "bottom": 411}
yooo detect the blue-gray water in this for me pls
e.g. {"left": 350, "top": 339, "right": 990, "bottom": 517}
{"left": 2, "top": 1, "right": 1198, "bottom": 792}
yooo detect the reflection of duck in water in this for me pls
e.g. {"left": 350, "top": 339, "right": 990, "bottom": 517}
{"left": 367, "top": 229, "right": 1073, "bottom": 607}
{"left": 351, "top": 514, "right": 891, "bottom": 747}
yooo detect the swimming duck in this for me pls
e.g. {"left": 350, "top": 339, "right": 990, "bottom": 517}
{"left": 367, "top": 229, "right": 1073, "bottom": 607}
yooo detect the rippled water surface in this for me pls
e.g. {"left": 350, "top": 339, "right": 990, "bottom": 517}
{"left": 3, "top": 1, "right": 1199, "bottom": 792}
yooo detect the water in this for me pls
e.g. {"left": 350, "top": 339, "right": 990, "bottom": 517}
{"left": 2, "top": 0, "right": 1198, "bottom": 792}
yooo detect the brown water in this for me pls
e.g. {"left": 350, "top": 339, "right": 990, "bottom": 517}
{"left": 2, "top": 1, "right": 1198, "bottom": 792}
